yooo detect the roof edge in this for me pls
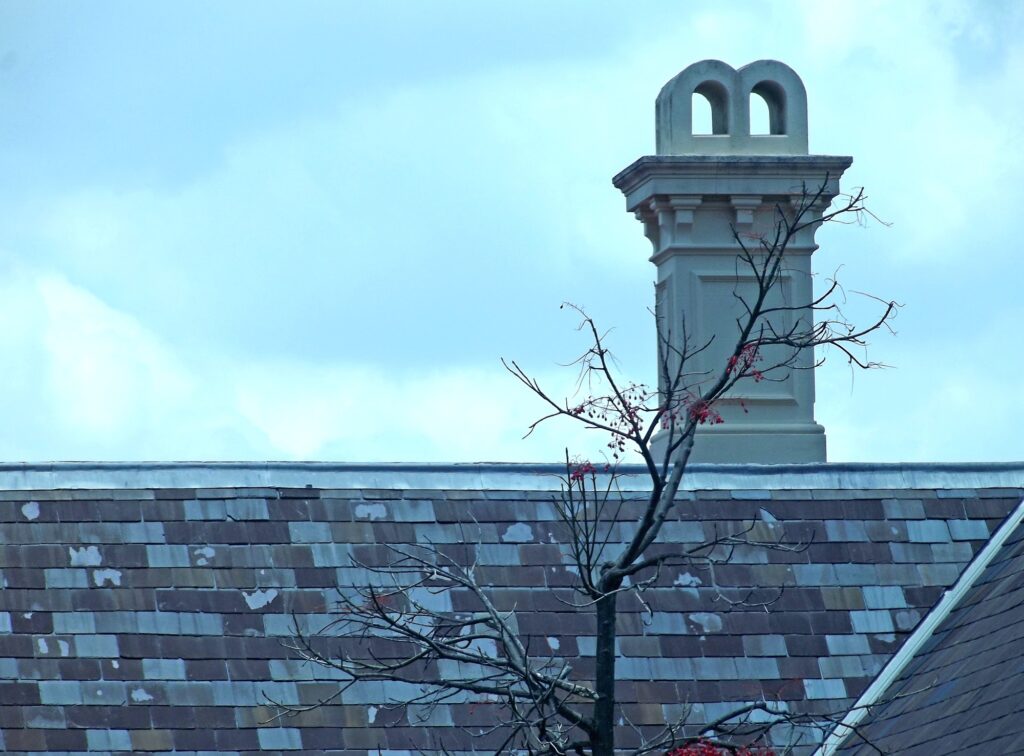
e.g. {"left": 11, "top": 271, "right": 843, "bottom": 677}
{"left": 816, "top": 493, "right": 1024, "bottom": 755}
{"left": 0, "top": 461, "right": 1019, "bottom": 491}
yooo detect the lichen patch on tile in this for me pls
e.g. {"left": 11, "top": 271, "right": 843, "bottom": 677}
{"left": 69, "top": 545, "right": 102, "bottom": 567}
{"left": 131, "top": 688, "right": 154, "bottom": 703}
{"left": 355, "top": 503, "right": 387, "bottom": 520}
{"left": 674, "top": 571, "right": 702, "bottom": 587}
{"left": 501, "top": 522, "right": 534, "bottom": 542}
{"left": 243, "top": 588, "right": 279, "bottom": 610}
{"left": 92, "top": 568, "right": 122, "bottom": 587}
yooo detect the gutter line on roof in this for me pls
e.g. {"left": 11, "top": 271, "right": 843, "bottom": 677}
{"left": 815, "top": 495, "right": 1024, "bottom": 756}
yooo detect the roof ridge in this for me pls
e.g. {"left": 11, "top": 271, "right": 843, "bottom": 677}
{"left": 0, "top": 461, "right": 1020, "bottom": 491}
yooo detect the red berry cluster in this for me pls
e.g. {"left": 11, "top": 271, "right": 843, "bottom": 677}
{"left": 569, "top": 460, "right": 596, "bottom": 483}
{"left": 686, "top": 399, "right": 724, "bottom": 426}
{"left": 666, "top": 740, "right": 775, "bottom": 756}
{"left": 727, "top": 342, "right": 765, "bottom": 383}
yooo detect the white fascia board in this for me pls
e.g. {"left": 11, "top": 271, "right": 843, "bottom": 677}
{"left": 816, "top": 494, "right": 1024, "bottom": 755}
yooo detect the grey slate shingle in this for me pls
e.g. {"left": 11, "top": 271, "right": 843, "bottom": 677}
{"left": 0, "top": 481, "right": 1020, "bottom": 755}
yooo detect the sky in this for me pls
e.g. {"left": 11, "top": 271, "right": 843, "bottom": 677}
{"left": 0, "top": 0, "right": 1022, "bottom": 463}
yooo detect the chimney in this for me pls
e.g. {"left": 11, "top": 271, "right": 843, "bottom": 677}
{"left": 612, "top": 60, "right": 852, "bottom": 464}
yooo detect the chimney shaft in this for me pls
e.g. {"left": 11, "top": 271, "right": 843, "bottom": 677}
{"left": 613, "top": 60, "right": 852, "bottom": 464}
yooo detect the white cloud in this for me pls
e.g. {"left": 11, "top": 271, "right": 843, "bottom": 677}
{"left": 1, "top": 2, "right": 1022, "bottom": 463}
{"left": 38, "top": 275, "right": 194, "bottom": 435}
{"left": 0, "top": 264, "right": 610, "bottom": 461}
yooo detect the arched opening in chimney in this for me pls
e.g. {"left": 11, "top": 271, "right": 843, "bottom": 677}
{"left": 749, "top": 91, "right": 771, "bottom": 135}
{"left": 691, "top": 80, "right": 728, "bottom": 135}
{"left": 750, "top": 80, "right": 787, "bottom": 135}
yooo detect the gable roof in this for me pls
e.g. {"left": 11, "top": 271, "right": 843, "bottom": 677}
{"left": 825, "top": 494, "right": 1024, "bottom": 755}
{"left": 0, "top": 462, "right": 1022, "bottom": 754}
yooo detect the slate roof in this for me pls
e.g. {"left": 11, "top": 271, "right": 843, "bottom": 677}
{"left": 831, "top": 496, "right": 1024, "bottom": 755}
{"left": 0, "top": 462, "right": 1021, "bottom": 755}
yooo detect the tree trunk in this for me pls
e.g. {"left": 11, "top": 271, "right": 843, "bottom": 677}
{"left": 593, "top": 589, "right": 618, "bottom": 756}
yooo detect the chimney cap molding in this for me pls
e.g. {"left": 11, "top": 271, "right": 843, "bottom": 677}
{"left": 657, "top": 59, "right": 809, "bottom": 156}
{"left": 611, "top": 154, "right": 853, "bottom": 213}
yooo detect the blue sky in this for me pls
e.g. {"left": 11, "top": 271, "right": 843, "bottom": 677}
{"left": 1, "top": 0, "right": 1022, "bottom": 462}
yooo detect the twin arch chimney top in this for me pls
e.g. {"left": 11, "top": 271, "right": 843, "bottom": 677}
{"left": 656, "top": 59, "right": 809, "bottom": 156}
{"left": 613, "top": 59, "right": 853, "bottom": 464}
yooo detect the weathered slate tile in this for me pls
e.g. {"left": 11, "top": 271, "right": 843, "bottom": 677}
{"left": 2, "top": 478, "right": 1016, "bottom": 756}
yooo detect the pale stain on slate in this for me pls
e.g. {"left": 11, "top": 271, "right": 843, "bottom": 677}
{"left": 68, "top": 545, "right": 102, "bottom": 566}
{"left": 242, "top": 588, "right": 279, "bottom": 610}
{"left": 0, "top": 482, "right": 1019, "bottom": 755}
{"left": 501, "top": 522, "right": 534, "bottom": 542}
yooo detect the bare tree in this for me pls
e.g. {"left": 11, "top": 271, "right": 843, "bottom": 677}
{"left": 282, "top": 180, "right": 898, "bottom": 755}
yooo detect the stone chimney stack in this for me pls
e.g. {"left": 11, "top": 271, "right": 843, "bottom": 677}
{"left": 612, "top": 60, "right": 852, "bottom": 463}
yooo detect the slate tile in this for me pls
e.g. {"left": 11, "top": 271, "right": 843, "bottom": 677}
{"left": 786, "top": 634, "right": 829, "bottom": 657}
{"left": 699, "top": 634, "right": 744, "bottom": 657}
{"left": 931, "top": 542, "right": 974, "bottom": 563}
{"left": 742, "top": 634, "right": 787, "bottom": 656}
{"left": 0, "top": 681, "right": 40, "bottom": 704}
{"left": 517, "top": 543, "right": 564, "bottom": 566}
{"left": 3, "top": 729, "right": 46, "bottom": 750}
{"left": 779, "top": 588, "right": 827, "bottom": 611}
{"left": 86, "top": 728, "right": 133, "bottom": 751}
{"left": 846, "top": 542, "right": 895, "bottom": 562}
{"left": 0, "top": 568, "right": 44, "bottom": 588}
{"left": 834, "top": 563, "right": 881, "bottom": 586}
{"left": 0, "top": 706, "right": 24, "bottom": 728}
{"left": 74, "top": 634, "right": 120, "bottom": 658}
{"left": 130, "top": 729, "right": 175, "bottom": 751}
{"left": 875, "top": 563, "right": 924, "bottom": 585}
{"left": 734, "top": 656, "right": 781, "bottom": 679}
{"left": 864, "top": 520, "right": 907, "bottom": 542}
{"left": 11, "top": 611, "right": 53, "bottom": 634}
{"left": 809, "top": 611, "right": 853, "bottom": 634}
{"left": 825, "top": 634, "right": 871, "bottom": 655}
{"left": 883, "top": 499, "right": 926, "bottom": 519}
{"left": 819, "top": 655, "right": 866, "bottom": 678}
{"left": 825, "top": 520, "right": 870, "bottom": 542}
{"left": 172, "top": 728, "right": 219, "bottom": 749}
{"left": 66, "top": 704, "right": 151, "bottom": 729}
{"left": 918, "top": 562, "right": 963, "bottom": 586}
{"left": 965, "top": 498, "right": 1018, "bottom": 517}
{"left": 227, "top": 658, "right": 272, "bottom": 680}
{"left": 722, "top": 611, "right": 771, "bottom": 634}
{"left": 948, "top": 519, "right": 991, "bottom": 540}
{"left": 889, "top": 542, "right": 934, "bottom": 563}
{"left": 850, "top": 610, "right": 895, "bottom": 633}
{"left": 142, "top": 657, "right": 186, "bottom": 680}
{"left": 804, "top": 677, "right": 846, "bottom": 699}
{"left": 216, "top": 728, "right": 261, "bottom": 749}
{"left": 82, "top": 680, "right": 127, "bottom": 704}
{"left": 819, "top": 587, "right": 865, "bottom": 612}
{"left": 907, "top": 520, "right": 952, "bottom": 543}
{"left": 863, "top": 586, "right": 908, "bottom": 609}
{"left": 100, "top": 657, "right": 140, "bottom": 680}
{"left": 769, "top": 612, "right": 813, "bottom": 634}
{"left": 658, "top": 635, "right": 702, "bottom": 657}
{"left": 808, "top": 542, "right": 850, "bottom": 562}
